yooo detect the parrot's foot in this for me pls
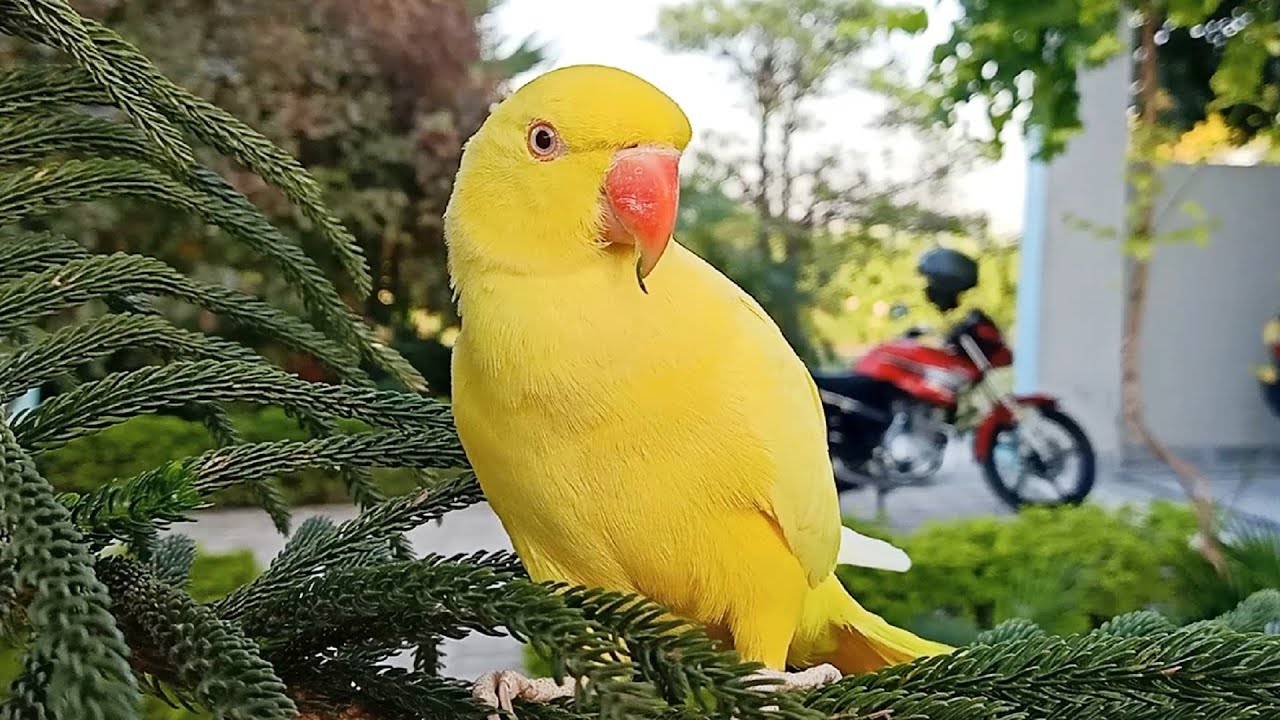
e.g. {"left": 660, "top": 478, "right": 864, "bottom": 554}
{"left": 471, "top": 670, "right": 578, "bottom": 719}
{"left": 748, "top": 663, "right": 842, "bottom": 692}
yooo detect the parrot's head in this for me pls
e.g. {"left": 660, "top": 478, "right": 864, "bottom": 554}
{"left": 445, "top": 64, "right": 692, "bottom": 293}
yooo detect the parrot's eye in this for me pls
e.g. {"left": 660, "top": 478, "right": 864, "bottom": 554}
{"left": 527, "top": 121, "right": 561, "bottom": 160}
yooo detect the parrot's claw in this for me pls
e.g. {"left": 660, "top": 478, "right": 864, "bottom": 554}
{"left": 471, "top": 670, "right": 578, "bottom": 719}
{"left": 748, "top": 663, "right": 842, "bottom": 693}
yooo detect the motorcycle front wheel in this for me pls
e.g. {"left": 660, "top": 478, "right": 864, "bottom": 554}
{"left": 978, "top": 406, "right": 1096, "bottom": 509}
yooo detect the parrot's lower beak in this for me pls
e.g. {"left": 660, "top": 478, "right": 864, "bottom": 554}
{"left": 602, "top": 145, "right": 681, "bottom": 292}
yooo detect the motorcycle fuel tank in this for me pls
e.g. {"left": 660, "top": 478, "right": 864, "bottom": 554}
{"left": 853, "top": 340, "right": 979, "bottom": 407}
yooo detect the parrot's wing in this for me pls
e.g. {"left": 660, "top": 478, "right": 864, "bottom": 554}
{"left": 728, "top": 288, "right": 844, "bottom": 588}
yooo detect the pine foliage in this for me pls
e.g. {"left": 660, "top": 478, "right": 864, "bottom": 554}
{"left": 0, "top": 2, "right": 1278, "bottom": 719}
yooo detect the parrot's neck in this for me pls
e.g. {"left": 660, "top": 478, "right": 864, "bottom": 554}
{"left": 451, "top": 245, "right": 695, "bottom": 410}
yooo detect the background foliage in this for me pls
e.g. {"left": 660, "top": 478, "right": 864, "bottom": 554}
{"left": 926, "top": 0, "right": 1280, "bottom": 159}
{"left": 656, "top": 0, "right": 1009, "bottom": 364}
{"left": 840, "top": 503, "right": 1207, "bottom": 641}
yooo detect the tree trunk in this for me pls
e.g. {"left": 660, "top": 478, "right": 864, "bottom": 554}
{"left": 1125, "top": 9, "right": 1225, "bottom": 572}
{"left": 770, "top": 93, "right": 816, "bottom": 361}
{"left": 752, "top": 81, "right": 774, "bottom": 262}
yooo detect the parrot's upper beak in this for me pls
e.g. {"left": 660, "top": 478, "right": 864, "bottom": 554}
{"left": 602, "top": 145, "right": 681, "bottom": 292}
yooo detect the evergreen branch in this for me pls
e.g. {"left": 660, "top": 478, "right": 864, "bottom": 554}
{"left": 1205, "top": 589, "right": 1280, "bottom": 634}
{"left": 973, "top": 617, "right": 1045, "bottom": 646}
{"left": 240, "top": 551, "right": 520, "bottom": 652}
{"left": 0, "top": 238, "right": 240, "bottom": 487}
{"left": 1093, "top": 609, "right": 1177, "bottom": 639}
{"left": 0, "top": 229, "right": 154, "bottom": 316}
{"left": 0, "top": 420, "right": 139, "bottom": 719}
{"left": 148, "top": 534, "right": 196, "bottom": 588}
{"left": 157, "top": 400, "right": 257, "bottom": 535}
{"left": 204, "top": 409, "right": 289, "bottom": 536}
{"left": 0, "top": 313, "right": 262, "bottom": 404}
{"left": 554, "top": 585, "right": 817, "bottom": 720}
{"left": 0, "top": 112, "right": 408, "bottom": 383}
{"left": 0, "top": 155, "right": 382, "bottom": 364}
{"left": 244, "top": 475, "right": 293, "bottom": 537}
{"left": 0, "top": 544, "right": 16, "bottom": 632}
{"left": 0, "top": 132, "right": 417, "bottom": 395}
{"left": 217, "top": 473, "right": 485, "bottom": 622}
{"left": 1, "top": 655, "right": 52, "bottom": 720}
{"left": 0, "top": 312, "right": 340, "bottom": 533}
{"left": 411, "top": 635, "right": 445, "bottom": 676}
{"left": 803, "top": 688, "right": 1020, "bottom": 720}
{"left": 0, "top": 249, "right": 398, "bottom": 516}
{"left": 337, "top": 465, "right": 384, "bottom": 511}
{"left": 95, "top": 555, "right": 298, "bottom": 720}
{"left": 1025, "top": 694, "right": 1268, "bottom": 720}
{"left": 0, "top": 57, "right": 368, "bottom": 296}
{"left": 246, "top": 555, "right": 664, "bottom": 720}
{"left": 806, "top": 624, "right": 1280, "bottom": 715}
{"left": 60, "top": 460, "right": 206, "bottom": 549}
{"left": 277, "top": 407, "right": 390, "bottom": 510}
{"left": 3, "top": 0, "right": 195, "bottom": 169}
{"left": 281, "top": 660, "right": 490, "bottom": 720}
{"left": 8, "top": 359, "right": 452, "bottom": 452}
{"left": 186, "top": 429, "right": 466, "bottom": 494}
{"left": 1, "top": 115, "right": 351, "bottom": 333}
{"left": 0, "top": 253, "right": 361, "bottom": 382}
{"left": 70, "top": 430, "right": 463, "bottom": 546}
{"left": 0, "top": 228, "right": 91, "bottom": 281}
{"left": 0, "top": 107, "right": 143, "bottom": 165}
{"left": 248, "top": 554, "right": 816, "bottom": 720}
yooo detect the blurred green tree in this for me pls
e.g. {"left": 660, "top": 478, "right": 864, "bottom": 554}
{"left": 1157, "top": 0, "right": 1280, "bottom": 143}
{"left": 815, "top": 234, "right": 1018, "bottom": 355}
{"left": 0, "top": 0, "right": 543, "bottom": 391}
{"left": 654, "top": 0, "right": 990, "bottom": 363}
{"left": 927, "top": 0, "right": 1280, "bottom": 160}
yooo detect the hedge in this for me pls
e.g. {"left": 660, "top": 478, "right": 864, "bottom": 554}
{"left": 837, "top": 501, "right": 1213, "bottom": 644}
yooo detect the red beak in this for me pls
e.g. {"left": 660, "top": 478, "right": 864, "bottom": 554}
{"left": 602, "top": 145, "right": 680, "bottom": 291}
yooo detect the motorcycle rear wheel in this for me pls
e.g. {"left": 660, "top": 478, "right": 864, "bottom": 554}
{"left": 978, "top": 406, "right": 1096, "bottom": 509}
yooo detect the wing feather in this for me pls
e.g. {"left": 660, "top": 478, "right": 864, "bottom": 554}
{"left": 727, "top": 285, "right": 842, "bottom": 588}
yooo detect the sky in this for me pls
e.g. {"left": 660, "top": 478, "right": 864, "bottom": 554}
{"left": 491, "top": 0, "right": 1029, "bottom": 236}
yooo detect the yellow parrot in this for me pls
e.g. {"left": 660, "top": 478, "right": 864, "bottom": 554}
{"left": 445, "top": 64, "right": 951, "bottom": 714}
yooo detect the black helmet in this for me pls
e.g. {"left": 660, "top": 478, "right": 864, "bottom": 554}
{"left": 917, "top": 247, "right": 978, "bottom": 311}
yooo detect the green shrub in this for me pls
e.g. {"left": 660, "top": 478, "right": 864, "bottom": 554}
{"left": 187, "top": 548, "right": 261, "bottom": 603}
{"left": 1172, "top": 524, "right": 1280, "bottom": 623}
{"left": 839, "top": 502, "right": 1208, "bottom": 639}
{"left": 35, "top": 408, "right": 420, "bottom": 506}
{"left": 1, "top": 547, "right": 260, "bottom": 720}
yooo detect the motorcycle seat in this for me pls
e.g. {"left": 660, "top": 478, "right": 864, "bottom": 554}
{"left": 812, "top": 371, "right": 872, "bottom": 398}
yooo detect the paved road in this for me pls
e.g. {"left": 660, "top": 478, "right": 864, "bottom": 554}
{"left": 171, "top": 444, "right": 1274, "bottom": 681}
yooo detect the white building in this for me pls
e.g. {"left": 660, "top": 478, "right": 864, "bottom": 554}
{"left": 1015, "top": 45, "right": 1280, "bottom": 471}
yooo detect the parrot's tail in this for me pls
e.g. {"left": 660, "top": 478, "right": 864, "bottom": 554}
{"left": 793, "top": 575, "right": 953, "bottom": 674}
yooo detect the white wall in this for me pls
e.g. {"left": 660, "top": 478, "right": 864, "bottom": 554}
{"left": 1142, "top": 164, "right": 1280, "bottom": 449}
{"left": 1019, "top": 52, "right": 1131, "bottom": 456}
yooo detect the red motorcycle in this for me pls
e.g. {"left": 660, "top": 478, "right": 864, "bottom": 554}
{"left": 814, "top": 248, "right": 1096, "bottom": 513}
